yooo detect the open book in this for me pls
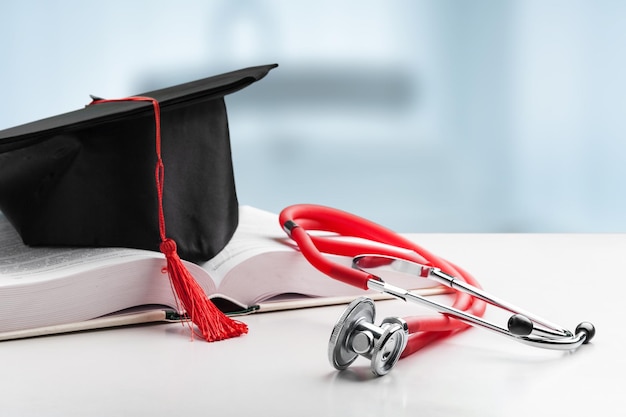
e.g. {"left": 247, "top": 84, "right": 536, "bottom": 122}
{"left": 0, "top": 206, "right": 443, "bottom": 340}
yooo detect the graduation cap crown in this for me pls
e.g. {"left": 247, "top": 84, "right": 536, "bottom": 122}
{"left": 0, "top": 64, "right": 276, "bottom": 263}
{"left": 0, "top": 63, "right": 278, "bottom": 341}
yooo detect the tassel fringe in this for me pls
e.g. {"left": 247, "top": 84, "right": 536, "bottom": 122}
{"left": 160, "top": 238, "right": 249, "bottom": 342}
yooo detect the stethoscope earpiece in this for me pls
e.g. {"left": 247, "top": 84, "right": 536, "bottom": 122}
{"left": 575, "top": 322, "right": 596, "bottom": 344}
{"left": 328, "top": 297, "right": 408, "bottom": 376}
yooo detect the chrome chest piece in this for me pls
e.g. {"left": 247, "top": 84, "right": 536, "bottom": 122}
{"left": 328, "top": 297, "right": 409, "bottom": 376}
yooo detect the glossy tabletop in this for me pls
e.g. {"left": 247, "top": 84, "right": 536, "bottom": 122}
{"left": 1, "top": 234, "right": 620, "bottom": 416}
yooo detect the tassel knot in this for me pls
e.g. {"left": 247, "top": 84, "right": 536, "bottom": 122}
{"left": 159, "top": 238, "right": 177, "bottom": 256}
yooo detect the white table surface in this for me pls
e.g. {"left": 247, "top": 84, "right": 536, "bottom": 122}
{"left": 1, "top": 234, "right": 621, "bottom": 416}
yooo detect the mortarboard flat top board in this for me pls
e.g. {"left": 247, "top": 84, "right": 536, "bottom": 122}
{"left": 0, "top": 63, "right": 278, "bottom": 263}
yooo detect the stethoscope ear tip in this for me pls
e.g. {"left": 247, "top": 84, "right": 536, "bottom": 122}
{"left": 507, "top": 314, "right": 534, "bottom": 336}
{"left": 576, "top": 322, "right": 596, "bottom": 344}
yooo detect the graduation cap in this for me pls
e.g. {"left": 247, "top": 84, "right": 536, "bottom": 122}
{"left": 0, "top": 63, "right": 278, "bottom": 341}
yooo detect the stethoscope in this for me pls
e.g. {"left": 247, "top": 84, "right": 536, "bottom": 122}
{"left": 279, "top": 204, "right": 596, "bottom": 376}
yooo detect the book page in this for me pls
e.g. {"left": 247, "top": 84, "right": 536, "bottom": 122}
{"left": 0, "top": 214, "right": 194, "bottom": 333}
{"left": 0, "top": 214, "right": 161, "bottom": 282}
{"left": 201, "top": 206, "right": 292, "bottom": 288}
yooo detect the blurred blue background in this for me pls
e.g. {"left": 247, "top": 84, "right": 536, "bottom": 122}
{"left": 1, "top": 0, "right": 625, "bottom": 232}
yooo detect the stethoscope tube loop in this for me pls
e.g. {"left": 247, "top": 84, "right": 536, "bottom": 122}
{"left": 281, "top": 204, "right": 486, "bottom": 302}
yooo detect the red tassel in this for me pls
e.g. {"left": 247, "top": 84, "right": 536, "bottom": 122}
{"left": 89, "top": 95, "right": 248, "bottom": 342}
{"left": 160, "top": 239, "right": 248, "bottom": 342}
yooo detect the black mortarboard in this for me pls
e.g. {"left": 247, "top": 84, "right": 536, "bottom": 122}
{"left": 0, "top": 63, "right": 277, "bottom": 342}
{"left": 0, "top": 63, "right": 277, "bottom": 263}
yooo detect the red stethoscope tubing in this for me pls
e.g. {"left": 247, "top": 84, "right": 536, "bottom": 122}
{"left": 279, "top": 204, "right": 487, "bottom": 358}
